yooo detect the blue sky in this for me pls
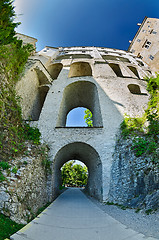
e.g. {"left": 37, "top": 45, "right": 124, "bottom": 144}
{"left": 14, "top": 0, "right": 159, "bottom": 51}
{"left": 66, "top": 107, "right": 87, "bottom": 127}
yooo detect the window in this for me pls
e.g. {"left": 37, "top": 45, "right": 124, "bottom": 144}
{"left": 128, "top": 66, "right": 140, "bottom": 78}
{"left": 137, "top": 39, "right": 141, "bottom": 42}
{"left": 150, "top": 29, "right": 157, "bottom": 34}
{"left": 143, "top": 40, "right": 151, "bottom": 49}
{"left": 128, "top": 84, "right": 141, "bottom": 94}
{"left": 137, "top": 53, "right": 143, "bottom": 59}
{"left": 109, "top": 63, "right": 123, "bottom": 77}
{"left": 137, "top": 61, "right": 144, "bottom": 67}
{"left": 149, "top": 55, "right": 154, "bottom": 60}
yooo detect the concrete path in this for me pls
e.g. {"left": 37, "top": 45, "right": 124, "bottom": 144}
{"left": 11, "top": 188, "right": 157, "bottom": 240}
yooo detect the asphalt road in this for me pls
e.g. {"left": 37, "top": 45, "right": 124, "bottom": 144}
{"left": 11, "top": 188, "right": 158, "bottom": 240}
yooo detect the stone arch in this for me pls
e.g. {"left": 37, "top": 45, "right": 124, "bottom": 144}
{"left": 72, "top": 54, "right": 92, "bottom": 59}
{"left": 47, "top": 63, "right": 63, "bottom": 80}
{"left": 128, "top": 84, "right": 141, "bottom": 94}
{"left": 103, "top": 55, "right": 130, "bottom": 63}
{"left": 25, "top": 67, "right": 51, "bottom": 121}
{"left": 31, "top": 85, "right": 49, "bottom": 120}
{"left": 52, "top": 142, "right": 103, "bottom": 200}
{"left": 68, "top": 62, "right": 92, "bottom": 78}
{"left": 109, "top": 63, "right": 123, "bottom": 77}
{"left": 56, "top": 81, "right": 103, "bottom": 127}
{"left": 128, "top": 66, "right": 140, "bottom": 78}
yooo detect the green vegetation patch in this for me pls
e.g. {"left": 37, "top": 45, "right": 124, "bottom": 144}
{"left": 0, "top": 0, "right": 42, "bottom": 162}
{"left": 0, "top": 213, "right": 24, "bottom": 240}
{"left": 120, "top": 74, "right": 159, "bottom": 165}
{"left": 61, "top": 160, "right": 88, "bottom": 187}
{"left": 84, "top": 109, "right": 93, "bottom": 127}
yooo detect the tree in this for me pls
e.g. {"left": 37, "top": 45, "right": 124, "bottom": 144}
{"left": 0, "top": 0, "right": 35, "bottom": 161}
{"left": 61, "top": 161, "right": 88, "bottom": 187}
{"left": 0, "top": 0, "right": 20, "bottom": 45}
{"left": 84, "top": 109, "right": 93, "bottom": 127}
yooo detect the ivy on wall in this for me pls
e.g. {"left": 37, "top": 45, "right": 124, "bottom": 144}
{"left": 0, "top": 1, "right": 41, "bottom": 162}
{"left": 121, "top": 75, "right": 159, "bottom": 165}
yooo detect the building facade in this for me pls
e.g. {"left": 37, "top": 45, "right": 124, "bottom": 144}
{"left": 16, "top": 45, "right": 151, "bottom": 201}
{"left": 128, "top": 17, "right": 159, "bottom": 73}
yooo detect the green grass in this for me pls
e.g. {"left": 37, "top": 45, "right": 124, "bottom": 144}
{"left": 0, "top": 213, "right": 24, "bottom": 240}
{"left": 0, "top": 201, "right": 52, "bottom": 240}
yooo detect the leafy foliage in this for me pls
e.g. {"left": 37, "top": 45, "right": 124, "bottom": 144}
{"left": 145, "top": 75, "right": 159, "bottom": 136}
{"left": 0, "top": 213, "right": 24, "bottom": 240}
{"left": 61, "top": 161, "right": 88, "bottom": 187}
{"left": 120, "top": 115, "right": 146, "bottom": 137}
{"left": 132, "top": 137, "right": 157, "bottom": 157}
{"left": 0, "top": 0, "right": 20, "bottom": 45}
{"left": 120, "top": 75, "right": 159, "bottom": 164}
{"left": 0, "top": 0, "right": 40, "bottom": 162}
{"left": 0, "top": 161, "right": 10, "bottom": 170}
{"left": 84, "top": 109, "right": 93, "bottom": 127}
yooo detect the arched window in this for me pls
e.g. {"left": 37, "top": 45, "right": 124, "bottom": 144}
{"left": 128, "top": 66, "right": 140, "bottom": 78}
{"left": 103, "top": 55, "right": 131, "bottom": 63}
{"left": 109, "top": 63, "right": 123, "bottom": 77}
{"left": 56, "top": 81, "right": 102, "bottom": 127}
{"left": 68, "top": 62, "right": 92, "bottom": 78}
{"left": 128, "top": 84, "right": 141, "bottom": 94}
{"left": 31, "top": 85, "right": 49, "bottom": 120}
{"left": 47, "top": 63, "right": 63, "bottom": 80}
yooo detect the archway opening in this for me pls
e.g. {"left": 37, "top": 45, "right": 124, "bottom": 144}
{"left": 68, "top": 62, "right": 92, "bottom": 78}
{"left": 66, "top": 107, "right": 93, "bottom": 127}
{"left": 47, "top": 63, "right": 63, "bottom": 80}
{"left": 128, "top": 84, "right": 141, "bottom": 94}
{"left": 56, "top": 81, "right": 102, "bottom": 127}
{"left": 30, "top": 85, "right": 49, "bottom": 121}
{"left": 109, "top": 63, "right": 123, "bottom": 77}
{"left": 61, "top": 160, "right": 88, "bottom": 188}
{"left": 128, "top": 66, "right": 140, "bottom": 78}
{"left": 53, "top": 142, "right": 103, "bottom": 201}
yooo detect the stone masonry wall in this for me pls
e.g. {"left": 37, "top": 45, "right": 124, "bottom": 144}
{"left": 108, "top": 133, "right": 159, "bottom": 210}
{"left": 0, "top": 145, "right": 50, "bottom": 224}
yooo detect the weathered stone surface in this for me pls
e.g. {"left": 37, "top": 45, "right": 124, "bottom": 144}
{"left": 0, "top": 145, "right": 50, "bottom": 224}
{"left": 0, "top": 191, "right": 10, "bottom": 209}
{"left": 1, "top": 46, "right": 153, "bottom": 223}
{"left": 145, "top": 190, "right": 159, "bottom": 210}
{"left": 108, "top": 135, "right": 159, "bottom": 209}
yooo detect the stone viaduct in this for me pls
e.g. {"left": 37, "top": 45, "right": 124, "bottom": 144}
{"left": 16, "top": 46, "right": 150, "bottom": 202}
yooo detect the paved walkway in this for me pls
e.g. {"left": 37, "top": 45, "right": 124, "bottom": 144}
{"left": 11, "top": 188, "right": 157, "bottom": 240}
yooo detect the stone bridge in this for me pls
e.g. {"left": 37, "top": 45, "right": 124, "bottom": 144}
{"left": 16, "top": 46, "right": 150, "bottom": 201}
